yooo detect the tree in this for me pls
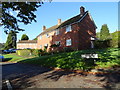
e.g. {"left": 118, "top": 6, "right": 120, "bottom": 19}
{"left": 111, "top": 31, "right": 120, "bottom": 48}
{"left": 100, "top": 24, "right": 110, "bottom": 40}
{"left": 96, "top": 32, "right": 100, "bottom": 39}
{"left": 21, "top": 34, "right": 29, "bottom": 40}
{"left": 4, "top": 30, "right": 17, "bottom": 49}
{"left": 33, "top": 37, "right": 37, "bottom": 40}
{"left": 1, "top": 1, "right": 51, "bottom": 33}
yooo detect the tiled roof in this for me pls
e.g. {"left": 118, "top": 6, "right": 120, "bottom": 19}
{"left": 17, "top": 40, "right": 37, "bottom": 43}
{"left": 40, "top": 25, "right": 59, "bottom": 35}
{"left": 37, "top": 11, "right": 88, "bottom": 37}
{"left": 57, "top": 11, "right": 88, "bottom": 28}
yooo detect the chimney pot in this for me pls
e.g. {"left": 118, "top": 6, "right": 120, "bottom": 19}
{"left": 42, "top": 25, "right": 46, "bottom": 31}
{"left": 80, "top": 6, "right": 85, "bottom": 15}
{"left": 58, "top": 19, "right": 61, "bottom": 25}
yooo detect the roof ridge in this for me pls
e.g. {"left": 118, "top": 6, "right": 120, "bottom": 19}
{"left": 37, "top": 11, "right": 88, "bottom": 37}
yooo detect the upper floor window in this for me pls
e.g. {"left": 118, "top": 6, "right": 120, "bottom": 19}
{"left": 56, "top": 29, "right": 59, "bottom": 35}
{"left": 40, "top": 36, "right": 42, "bottom": 40}
{"left": 46, "top": 34, "right": 49, "bottom": 38}
{"left": 66, "top": 25, "right": 71, "bottom": 32}
{"left": 66, "top": 39, "right": 72, "bottom": 46}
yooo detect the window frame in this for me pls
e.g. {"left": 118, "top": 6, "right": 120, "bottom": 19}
{"left": 55, "top": 41, "right": 61, "bottom": 46}
{"left": 40, "top": 45, "right": 42, "bottom": 49}
{"left": 44, "top": 44, "right": 48, "bottom": 47}
{"left": 46, "top": 34, "right": 49, "bottom": 38}
{"left": 56, "top": 29, "right": 59, "bottom": 35}
{"left": 40, "top": 36, "right": 42, "bottom": 40}
{"left": 66, "top": 39, "right": 72, "bottom": 46}
{"left": 66, "top": 25, "right": 72, "bottom": 32}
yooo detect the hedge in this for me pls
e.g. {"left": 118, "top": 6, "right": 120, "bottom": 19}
{"left": 94, "top": 39, "right": 111, "bottom": 49}
{"left": 16, "top": 49, "right": 31, "bottom": 56}
{"left": 16, "top": 49, "right": 47, "bottom": 57}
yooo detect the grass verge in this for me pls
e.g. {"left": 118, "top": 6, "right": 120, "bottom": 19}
{"left": 17, "top": 48, "right": 120, "bottom": 70}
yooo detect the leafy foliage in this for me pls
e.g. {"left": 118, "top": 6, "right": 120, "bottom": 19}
{"left": 4, "top": 30, "right": 17, "bottom": 49}
{"left": 2, "top": 2, "right": 42, "bottom": 33}
{"left": 110, "top": 31, "right": 120, "bottom": 48}
{"left": 63, "top": 47, "right": 74, "bottom": 52}
{"left": 21, "top": 34, "right": 29, "bottom": 40}
{"left": 96, "top": 31, "right": 120, "bottom": 48}
{"left": 5, "top": 48, "right": 119, "bottom": 70}
{"left": 50, "top": 44, "right": 60, "bottom": 48}
{"left": 100, "top": 24, "right": 110, "bottom": 40}
{"left": 16, "top": 49, "right": 31, "bottom": 56}
{"left": 96, "top": 32, "right": 100, "bottom": 39}
{"left": 31, "top": 49, "right": 44, "bottom": 56}
{"left": 33, "top": 37, "right": 37, "bottom": 40}
{"left": 94, "top": 39, "right": 111, "bottom": 49}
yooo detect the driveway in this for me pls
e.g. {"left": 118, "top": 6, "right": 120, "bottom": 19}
{"left": 2, "top": 62, "right": 120, "bottom": 89}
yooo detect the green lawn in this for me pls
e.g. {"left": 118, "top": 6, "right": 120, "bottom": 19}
{"left": 17, "top": 48, "right": 120, "bottom": 70}
{"left": 3, "top": 53, "right": 34, "bottom": 62}
{"left": 3, "top": 48, "right": 120, "bottom": 70}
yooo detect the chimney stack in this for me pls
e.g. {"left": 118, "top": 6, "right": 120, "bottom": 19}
{"left": 42, "top": 25, "right": 46, "bottom": 31}
{"left": 58, "top": 19, "right": 61, "bottom": 25}
{"left": 80, "top": 6, "right": 85, "bottom": 15}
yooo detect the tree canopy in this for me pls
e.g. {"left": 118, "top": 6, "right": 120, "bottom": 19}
{"left": 100, "top": 24, "right": 110, "bottom": 40}
{"left": 21, "top": 34, "right": 29, "bottom": 40}
{"left": 4, "top": 30, "right": 17, "bottom": 49}
{"left": 111, "top": 31, "right": 120, "bottom": 48}
{"left": 2, "top": 2, "right": 43, "bottom": 34}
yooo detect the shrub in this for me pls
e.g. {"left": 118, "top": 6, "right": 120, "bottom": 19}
{"left": 16, "top": 49, "right": 31, "bottom": 56}
{"left": 94, "top": 39, "right": 111, "bottom": 49}
{"left": 50, "top": 44, "right": 60, "bottom": 48}
{"left": 63, "top": 47, "right": 74, "bottom": 52}
{"left": 31, "top": 49, "right": 45, "bottom": 56}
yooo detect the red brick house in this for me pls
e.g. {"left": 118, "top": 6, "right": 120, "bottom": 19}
{"left": 17, "top": 6, "right": 97, "bottom": 51}
{"left": 36, "top": 6, "right": 97, "bottom": 52}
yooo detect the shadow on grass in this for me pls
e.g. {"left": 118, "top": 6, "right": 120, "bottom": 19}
{"left": 2, "top": 58, "right": 12, "bottom": 62}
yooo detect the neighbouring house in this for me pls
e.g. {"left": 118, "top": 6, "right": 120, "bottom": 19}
{"left": 17, "top": 40, "right": 37, "bottom": 49}
{"left": 17, "top": 6, "right": 97, "bottom": 51}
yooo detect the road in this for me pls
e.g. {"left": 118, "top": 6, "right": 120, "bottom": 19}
{"left": 1, "top": 62, "right": 120, "bottom": 89}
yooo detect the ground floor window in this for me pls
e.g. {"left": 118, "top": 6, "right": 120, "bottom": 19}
{"left": 44, "top": 44, "right": 48, "bottom": 47}
{"left": 55, "top": 41, "right": 60, "bottom": 46}
{"left": 66, "top": 39, "right": 72, "bottom": 46}
{"left": 40, "top": 45, "right": 42, "bottom": 49}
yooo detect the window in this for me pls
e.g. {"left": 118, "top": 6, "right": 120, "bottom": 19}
{"left": 55, "top": 41, "right": 60, "bottom": 46}
{"left": 40, "top": 36, "right": 42, "bottom": 39}
{"left": 56, "top": 29, "right": 59, "bottom": 35}
{"left": 44, "top": 44, "right": 48, "bottom": 47}
{"left": 40, "top": 45, "right": 42, "bottom": 49}
{"left": 46, "top": 34, "right": 49, "bottom": 38}
{"left": 66, "top": 39, "right": 72, "bottom": 46}
{"left": 66, "top": 25, "right": 71, "bottom": 32}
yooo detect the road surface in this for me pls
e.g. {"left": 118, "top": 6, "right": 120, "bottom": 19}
{"left": 1, "top": 62, "right": 120, "bottom": 89}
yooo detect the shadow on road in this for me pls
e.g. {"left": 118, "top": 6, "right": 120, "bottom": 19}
{"left": 2, "top": 63, "right": 52, "bottom": 89}
{"left": 2, "top": 63, "right": 120, "bottom": 89}
{"left": 95, "top": 66, "right": 120, "bottom": 89}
